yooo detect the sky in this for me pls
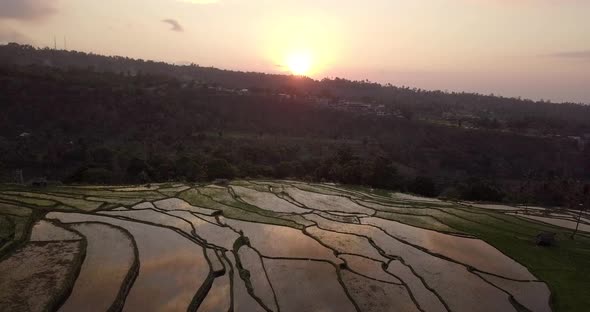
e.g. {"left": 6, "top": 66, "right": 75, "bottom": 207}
{"left": 0, "top": 0, "right": 589, "bottom": 103}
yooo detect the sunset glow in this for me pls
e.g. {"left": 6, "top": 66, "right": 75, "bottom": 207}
{"left": 0, "top": 0, "right": 589, "bottom": 102}
{"left": 286, "top": 50, "right": 313, "bottom": 76}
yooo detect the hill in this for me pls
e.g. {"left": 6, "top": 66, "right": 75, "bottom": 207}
{"left": 0, "top": 43, "right": 589, "bottom": 207}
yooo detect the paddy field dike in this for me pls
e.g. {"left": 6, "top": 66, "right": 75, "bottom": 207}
{"left": 1, "top": 180, "right": 589, "bottom": 312}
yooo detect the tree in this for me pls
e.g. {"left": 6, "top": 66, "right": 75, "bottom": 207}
{"left": 206, "top": 158, "right": 235, "bottom": 180}
{"left": 409, "top": 176, "right": 437, "bottom": 197}
{"left": 569, "top": 182, "right": 590, "bottom": 239}
{"left": 460, "top": 178, "right": 504, "bottom": 202}
{"left": 91, "top": 147, "right": 115, "bottom": 166}
{"left": 80, "top": 168, "right": 114, "bottom": 184}
{"left": 367, "top": 157, "right": 400, "bottom": 190}
{"left": 275, "top": 161, "right": 295, "bottom": 179}
{"left": 175, "top": 156, "right": 204, "bottom": 182}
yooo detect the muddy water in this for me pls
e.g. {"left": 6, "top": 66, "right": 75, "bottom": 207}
{"left": 46, "top": 212, "right": 210, "bottom": 312}
{"left": 375, "top": 231, "right": 517, "bottom": 312}
{"left": 305, "top": 225, "right": 388, "bottom": 262}
{"left": 225, "top": 252, "right": 266, "bottom": 312}
{"left": 153, "top": 198, "right": 220, "bottom": 215}
{"left": 342, "top": 269, "right": 420, "bottom": 312}
{"left": 99, "top": 209, "right": 195, "bottom": 237}
{"left": 166, "top": 210, "right": 240, "bottom": 250}
{"left": 284, "top": 187, "right": 375, "bottom": 215}
{"left": 339, "top": 254, "right": 400, "bottom": 284}
{"left": 475, "top": 272, "right": 551, "bottom": 312}
{"left": 316, "top": 211, "right": 361, "bottom": 224}
{"left": 387, "top": 260, "right": 447, "bottom": 312}
{"left": 225, "top": 218, "right": 341, "bottom": 264}
{"left": 304, "top": 213, "right": 518, "bottom": 312}
{"left": 362, "top": 217, "right": 536, "bottom": 280}
{"left": 132, "top": 202, "right": 155, "bottom": 209}
{"left": 236, "top": 245, "right": 278, "bottom": 311}
{"left": 231, "top": 186, "right": 311, "bottom": 214}
{"left": 264, "top": 258, "right": 357, "bottom": 312}
{"left": 59, "top": 223, "right": 135, "bottom": 312}
{"left": 0, "top": 241, "right": 82, "bottom": 312}
{"left": 29, "top": 220, "right": 81, "bottom": 242}
{"left": 206, "top": 248, "right": 225, "bottom": 275}
{"left": 197, "top": 270, "right": 231, "bottom": 312}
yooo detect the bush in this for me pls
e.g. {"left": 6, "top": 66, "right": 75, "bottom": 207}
{"left": 174, "top": 156, "right": 205, "bottom": 182}
{"left": 409, "top": 176, "right": 437, "bottom": 197}
{"left": 206, "top": 158, "right": 235, "bottom": 180}
{"left": 439, "top": 186, "right": 461, "bottom": 200}
{"left": 91, "top": 147, "right": 115, "bottom": 165}
{"left": 275, "top": 161, "right": 296, "bottom": 179}
{"left": 367, "top": 158, "right": 401, "bottom": 190}
{"left": 80, "top": 168, "right": 114, "bottom": 184}
{"left": 459, "top": 179, "right": 504, "bottom": 201}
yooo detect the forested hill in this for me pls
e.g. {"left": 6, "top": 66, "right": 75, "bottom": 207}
{"left": 0, "top": 43, "right": 589, "bottom": 207}
{"left": 1, "top": 43, "right": 590, "bottom": 136}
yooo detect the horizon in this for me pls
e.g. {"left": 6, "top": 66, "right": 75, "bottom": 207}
{"left": 1, "top": 0, "right": 589, "bottom": 103}
{"left": 5, "top": 42, "right": 590, "bottom": 106}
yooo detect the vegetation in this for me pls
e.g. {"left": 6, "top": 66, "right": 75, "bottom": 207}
{"left": 0, "top": 43, "right": 589, "bottom": 208}
{"left": 376, "top": 205, "right": 590, "bottom": 312}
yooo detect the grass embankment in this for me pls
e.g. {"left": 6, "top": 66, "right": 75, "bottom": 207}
{"left": 376, "top": 203, "right": 590, "bottom": 312}
{"left": 310, "top": 183, "right": 590, "bottom": 311}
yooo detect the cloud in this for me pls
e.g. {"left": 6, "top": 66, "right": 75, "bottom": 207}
{"left": 547, "top": 50, "right": 590, "bottom": 59}
{"left": 0, "top": 0, "right": 57, "bottom": 21}
{"left": 0, "top": 26, "right": 32, "bottom": 44}
{"left": 162, "top": 19, "right": 184, "bottom": 32}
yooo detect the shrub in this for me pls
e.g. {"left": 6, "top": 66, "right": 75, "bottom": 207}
{"left": 409, "top": 176, "right": 437, "bottom": 197}
{"left": 206, "top": 158, "right": 235, "bottom": 180}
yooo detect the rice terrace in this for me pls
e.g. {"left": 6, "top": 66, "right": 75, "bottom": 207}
{"left": 1, "top": 180, "right": 589, "bottom": 312}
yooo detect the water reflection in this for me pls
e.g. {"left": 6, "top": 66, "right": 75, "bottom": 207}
{"left": 264, "top": 258, "right": 356, "bottom": 312}
{"left": 362, "top": 217, "right": 535, "bottom": 280}
{"left": 59, "top": 223, "right": 135, "bottom": 312}
{"left": 225, "top": 218, "right": 340, "bottom": 264}
{"left": 47, "top": 212, "right": 210, "bottom": 312}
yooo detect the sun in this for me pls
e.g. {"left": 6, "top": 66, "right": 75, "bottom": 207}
{"left": 286, "top": 51, "right": 313, "bottom": 76}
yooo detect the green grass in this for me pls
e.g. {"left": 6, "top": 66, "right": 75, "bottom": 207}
{"left": 157, "top": 186, "right": 189, "bottom": 197}
{"left": 0, "top": 194, "right": 57, "bottom": 207}
{"left": 233, "top": 181, "right": 272, "bottom": 193}
{"left": 2, "top": 191, "right": 102, "bottom": 211}
{"left": 375, "top": 203, "right": 590, "bottom": 312}
{"left": 0, "top": 215, "right": 14, "bottom": 243}
{"left": 0, "top": 213, "right": 35, "bottom": 259}
{"left": 374, "top": 211, "right": 461, "bottom": 234}
{"left": 0, "top": 202, "right": 33, "bottom": 217}
{"left": 179, "top": 188, "right": 302, "bottom": 229}
{"left": 453, "top": 216, "right": 590, "bottom": 312}
{"left": 256, "top": 181, "right": 590, "bottom": 311}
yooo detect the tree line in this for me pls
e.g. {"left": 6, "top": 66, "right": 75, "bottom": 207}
{"left": 0, "top": 46, "right": 589, "bottom": 207}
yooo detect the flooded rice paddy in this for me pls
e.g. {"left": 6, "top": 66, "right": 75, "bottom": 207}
{"left": 0, "top": 180, "right": 571, "bottom": 311}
